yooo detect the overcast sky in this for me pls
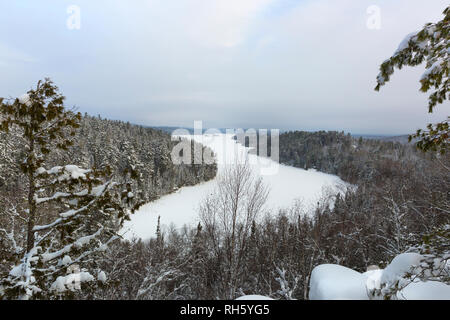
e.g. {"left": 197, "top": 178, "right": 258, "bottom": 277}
{"left": 0, "top": 0, "right": 448, "bottom": 134}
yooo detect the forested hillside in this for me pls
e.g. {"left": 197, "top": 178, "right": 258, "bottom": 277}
{"left": 109, "top": 131, "right": 447, "bottom": 300}
{"left": 277, "top": 131, "right": 449, "bottom": 291}
{"left": 279, "top": 130, "right": 425, "bottom": 183}
{"left": 1, "top": 0, "right": 449, "bottom": 304}
{"left": 0, "top": 108, "right": 217, "bottom": 298}
{"left": 0, "top": 100, "right": 447, "bottom": 300}
{"left": 0, "top": 114, "right": 217, "bottom": 203}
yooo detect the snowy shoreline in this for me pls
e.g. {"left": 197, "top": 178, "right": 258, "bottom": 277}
{"left": 122, "top": 133, "right": 348, "bottom": 240}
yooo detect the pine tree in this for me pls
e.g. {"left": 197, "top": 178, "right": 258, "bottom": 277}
{"left": 375, "top": 5, "right": 449, "bottom": 154}
{"left": 192, "top": 222, "right": 204, "bottom": 259}
{"left": 153, "top": 215, "right": 164, "bottom": 264}
{"left": 0, "top": 79, "right": 139, "bottom": 299}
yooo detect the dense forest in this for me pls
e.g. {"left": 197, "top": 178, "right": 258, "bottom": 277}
{"left": 279, "top": 130, "right": 425, "bottom": 183}
{"left": 0, "top": 93, "right": 217, "bottom": 299}
{"left": 0, "top": 114, "right": 217, "bottom": 203}
{"left": 0, "top": 4, "right": 449, "bottom": 300}
{"left": 0, "top": 87, "right": 448, "bottom": 300}
{"left": 87, "top": 131, "right": 447, "bottom": 300}
{"left": 0, "top": 82, "right": 448, "bottom": 300}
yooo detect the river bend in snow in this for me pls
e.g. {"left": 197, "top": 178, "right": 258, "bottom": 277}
{"left": 122, "top": 133, "right": 348, "bottom": 240}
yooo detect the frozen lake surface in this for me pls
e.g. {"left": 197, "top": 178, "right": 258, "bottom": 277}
{"left": 122, "top": 133, "right": 347, "bottom": 240}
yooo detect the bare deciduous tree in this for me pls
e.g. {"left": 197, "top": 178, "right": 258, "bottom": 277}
{"left": 199, "top": 160, "right": 269, "bottom": 299}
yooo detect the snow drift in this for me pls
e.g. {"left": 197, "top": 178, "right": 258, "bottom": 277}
{"left": 309, "top": 253, "right": 450, "bottom": 300}
{"left": 309, "top": 264, "right": 369, "bottom": 300}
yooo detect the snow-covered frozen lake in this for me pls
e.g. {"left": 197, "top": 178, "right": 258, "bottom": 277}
{"left": 122, "top": 133, "right": 347, "bottom": 240}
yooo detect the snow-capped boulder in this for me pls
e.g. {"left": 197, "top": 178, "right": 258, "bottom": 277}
{"left": 311, "top": 253, "right": 450, "bottom": 300}
{"left": 400, "top": 281, "right": 450, "bottom": 300}
{"left": 309, "top": 264, "right": 369, "bottom": 300}
{"left": 236, "top": 295, "right": 274, "bottom": 300}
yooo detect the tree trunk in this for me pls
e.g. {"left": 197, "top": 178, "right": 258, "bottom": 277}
{"left": 26, "top": 139, "right": 36, "bottom": 253}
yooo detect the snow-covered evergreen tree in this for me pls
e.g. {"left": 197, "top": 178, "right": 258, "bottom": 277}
{"left": 375, "top": 5, "right": 449, "bottom": 154}
{"left": 0, "top": 79, "right": 139, "bottom": 299}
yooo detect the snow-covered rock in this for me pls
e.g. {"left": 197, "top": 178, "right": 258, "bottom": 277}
{"left": 400, "top": 281, "right": 450, "bottom": 300}
{"left": 309, "top": 264, "right": 369, "bottom": 300}
{"left": 235, "top": 295, "right": 274, "bottom": 300}
{"left": 310, "top": 253, "right": 450, "bottom": 300}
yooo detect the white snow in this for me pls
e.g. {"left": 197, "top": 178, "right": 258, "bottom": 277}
{"left": 47, "top": 166, "right": 63, "bottom": 174}
{"left": 50, "top": 276, "right": 67, "bottom": 292}
{"left": 39, "top": 165, "right": 90, "bottom": 181}
{"left": 9, "top": 264, "right": 24, "bottom": 278}
{"left": 91, "top": 183, "right": 108, "bottom": 197}
{"left": 74, "top": 228, "right": 102, "bottom": 247}
{"left": 380, "top": 252, "right": 422, "bottom": 285}
{"left": 97, "top": 271, "right": 107, "bottom": 283}
{"left": 395, "top": 31, "right": 418, "bottom": 54}
{"left": 50, "top": 271, "right": 95, "bottom": 293}
{"left": 64, "top": 165, "right": 89, "bottom": 179}
{"left": 400, "top": 281, "right": 450, "bottom": 300}
{"left": 362, "top": 269, "right": 383, "bottom": 292}
{"left": 57, "top": 165, "right": 89, "bottom": 181}
{"left": 309, "top": 264, "right": 369, "bottom": 300}
{"left": 122, "top": 133, "right": 347, "bottom": 240}
{"left": 36, "top": 192, "right": 70, "bottom": 204}
{"left": 421, "top": 61, "right": 442, "bottom": 81}
{"left": 310, "top": 253, "right": 450, "bottom": 300}
{"left": 61, "top": 255, "right": 72, "bottom": 266}
{"left": 235, "top": 295, "right": 274, "bottom": 300}
{"left": 78, "top": 271, "right": 95, "bottom": 282}
{"left": 18, "top": 93, "right": 31, "bottom": 106}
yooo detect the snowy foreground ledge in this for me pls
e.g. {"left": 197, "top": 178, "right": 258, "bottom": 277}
{"left": 236, "top": 295, "right": 274, "bottom": 300}
{"left": 309, "top": 253, "right": 450, "bottom": 300}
